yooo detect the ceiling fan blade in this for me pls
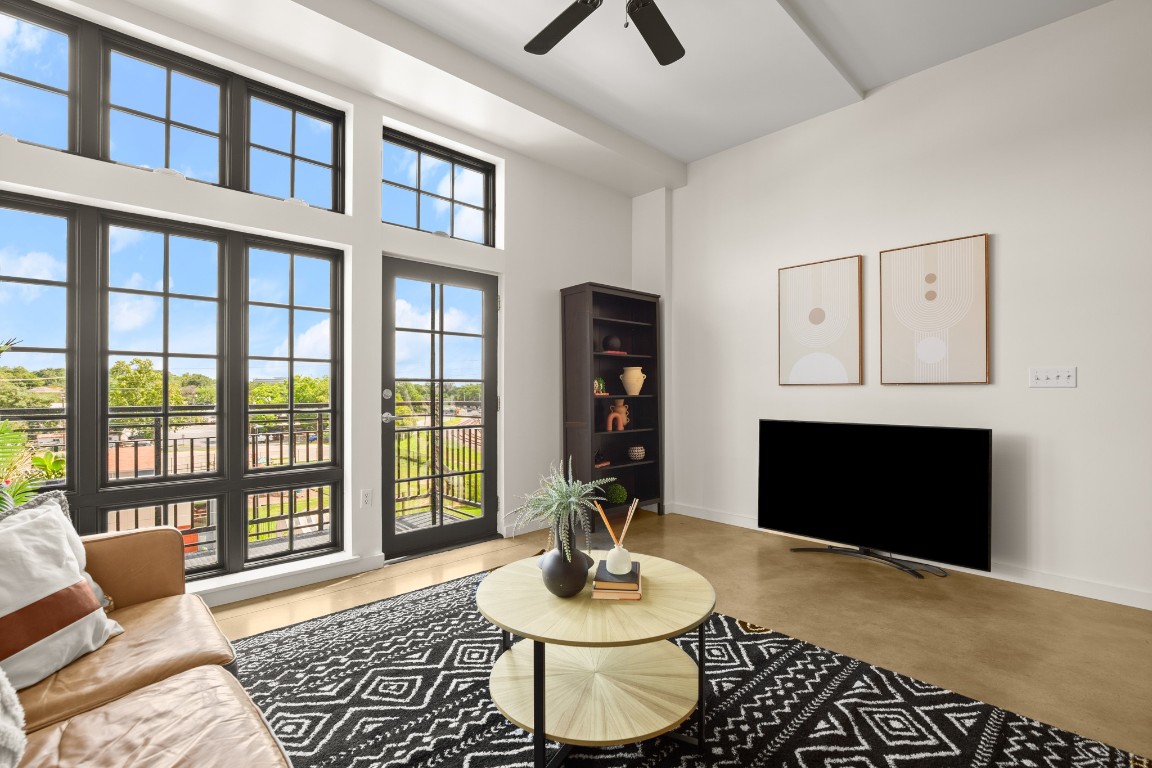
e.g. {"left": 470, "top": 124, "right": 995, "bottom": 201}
{"left": 626, "top": 0, "right": 685, "bottom": 66}
{"left": 525, "top": 0, "right": 603, "bottom": 55}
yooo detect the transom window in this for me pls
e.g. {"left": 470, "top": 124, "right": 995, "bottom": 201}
{"left": 0, "top": 7, "right": 71, "bottom": 149}
{"left": 381, "top": 128, "right": 495, "bottom": 246}
{"left": 107, "top": 49, "right": 222, "bottom": 183}
{"left": 248, "top": 96, "right": 338, "bottom": 210}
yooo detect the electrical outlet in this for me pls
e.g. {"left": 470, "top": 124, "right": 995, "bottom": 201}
{"left": 359, "top": 489, "right": 372, "bottom": 508}
{"left": 1029, "top": 367, "right": 1077, "bottom": 388}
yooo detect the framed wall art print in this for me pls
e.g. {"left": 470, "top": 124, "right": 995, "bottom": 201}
{"left": 880, "top": 234, "right": 989, "bottom": 384}
{"left": 778, "top": 255, "right": 863, "bottom": 385}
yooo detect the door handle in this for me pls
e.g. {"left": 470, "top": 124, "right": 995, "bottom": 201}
{"left": 381, "top": 412, "right": 396, "bottom": 424}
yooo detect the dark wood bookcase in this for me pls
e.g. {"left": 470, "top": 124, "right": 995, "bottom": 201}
{"left": 561, "top": 283, "right": 663, "bottom": 516}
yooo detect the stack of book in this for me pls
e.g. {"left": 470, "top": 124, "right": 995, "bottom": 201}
{"left": 591, "top": 560, "right": 641, "bottom": 600}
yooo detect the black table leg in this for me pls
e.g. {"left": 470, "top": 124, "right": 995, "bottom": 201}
{"left": 501, "top": 629, "right": 511, "bottom": 653}
{"left": 668, "top": 620, "right": 708, "bottom": 750}
{"left": 534, "top": 640, "right": 546, "bottom": 766}
{"left": 696, "top": 620, "right": 706, "bottom": 744}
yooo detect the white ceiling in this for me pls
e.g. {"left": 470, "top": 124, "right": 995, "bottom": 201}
{"left": 367, "top": 0, "right": 1112, "bottom": 163}
{"left": 83, "top": 0, "right": 1113, "bottom": 194}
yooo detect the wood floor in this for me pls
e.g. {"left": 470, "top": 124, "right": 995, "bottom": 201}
{"left": 212, "top": 512, "right": 1152, "bottom": 758}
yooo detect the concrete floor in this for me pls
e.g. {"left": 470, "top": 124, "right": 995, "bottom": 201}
{"left": 212, "top": 511, "right": 1152, "bottom": 758}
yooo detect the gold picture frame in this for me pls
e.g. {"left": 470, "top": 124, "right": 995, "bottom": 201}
{"left": 880, "top": 234, "right": 989, "bottom": 384}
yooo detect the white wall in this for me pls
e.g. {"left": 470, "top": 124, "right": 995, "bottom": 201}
{"left": 0, "top": 1, "right": 633, "bottom": 604}
{"left": 665, "top": 0, "right": 1152, "bottom": 609}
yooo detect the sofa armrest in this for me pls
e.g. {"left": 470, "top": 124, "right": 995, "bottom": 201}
{"left": 82, "top": 527, "right": 186, "bottom": 609}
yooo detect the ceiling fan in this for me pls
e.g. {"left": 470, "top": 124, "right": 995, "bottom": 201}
{"left": 524, "top": 0, "right": 685, "bottom": 66}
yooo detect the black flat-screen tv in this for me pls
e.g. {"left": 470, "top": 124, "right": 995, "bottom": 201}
{"left": 758, "top": 419, "right": 991, "bottom": 575}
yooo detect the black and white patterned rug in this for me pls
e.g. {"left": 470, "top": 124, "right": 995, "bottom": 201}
{"left": 234, "top": 572, "right": 1145, "bottom": 768}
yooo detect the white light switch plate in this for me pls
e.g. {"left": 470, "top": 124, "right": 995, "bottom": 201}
{"left": 1029, "top": 367, "right": 1077, "bottom": 388}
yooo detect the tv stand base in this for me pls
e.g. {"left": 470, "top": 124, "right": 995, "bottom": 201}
{"left": 790, "top": 546, "right": 948, "bottom": 579}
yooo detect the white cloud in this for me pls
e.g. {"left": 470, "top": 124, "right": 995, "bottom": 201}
{"left": 394, "top": 331, "right": 429, "bottom": 378}
{"left": 454, "top": 168, "right": 483, "bottom": 204}
{"left": 0, "top": 247, "right": 65, "bottom": 282}
{"left": 109, "top": 227, "right": 146, "bottom": 255}
{"left": 294, "top": 317, "right": 330, "bottom": 359}
{"left": 109, "top": 293, "right": 159, "bottom": 333}
{"left": 0, "top": 17, "right": 47, "bottom": 68}
{"left": 453, "top": 206, "right": 485, "bottom": 244}
{"left": 396, "top": 298, "right": 431, "bottom": 329}
{"left": 443, "top": 307, "right": 480, "bottom": 334}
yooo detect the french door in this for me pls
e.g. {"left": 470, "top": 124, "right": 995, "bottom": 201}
{"left": 381, "top": 257, "right": 499, "bottom": 558}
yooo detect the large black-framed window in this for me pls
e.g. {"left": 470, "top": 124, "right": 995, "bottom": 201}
{"left": 0, "top": 0, "right": 345, "bottom": 212}
{"left": 381, "top": 127, "right": 495, "bottom": 247}
{"left": 0, "top": 189, "right": 343, "bottom": 579}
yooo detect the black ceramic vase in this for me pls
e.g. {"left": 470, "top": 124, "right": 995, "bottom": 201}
{"left": 539, "top": 518, "right": 593, "bottom": 598}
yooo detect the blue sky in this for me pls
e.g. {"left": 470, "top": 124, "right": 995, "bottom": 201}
{"left": 381, "top": 142, "right": 486, "bottom": 243}
{"left": 0, "top": 12, "right": 68, "bottom": 148}
{"left": 394, "top": 279, "right": 483, "bottom": 380}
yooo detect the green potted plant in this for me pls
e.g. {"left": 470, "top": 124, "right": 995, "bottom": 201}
{"left": 512, "top": 457, "right": 615, "bottom": 597}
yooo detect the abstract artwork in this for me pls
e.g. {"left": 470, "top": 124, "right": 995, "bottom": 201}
{"left": 880, "top": 234, "right": 989, "bottom": 384}
{"left": 778, "top": 255, "right": 862, "bottom": 385}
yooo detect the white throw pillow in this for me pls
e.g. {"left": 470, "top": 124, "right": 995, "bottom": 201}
{"left": 0, "top": 500, "right": 124, "bottom": 690}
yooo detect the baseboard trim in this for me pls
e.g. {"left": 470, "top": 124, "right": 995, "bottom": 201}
{"left": 666, "top": 502, "right": 1152, "bottom": 611}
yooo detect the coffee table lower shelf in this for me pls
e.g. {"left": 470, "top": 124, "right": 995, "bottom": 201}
{"left": 489, "top": 640, "right": 698, "bottom": 747}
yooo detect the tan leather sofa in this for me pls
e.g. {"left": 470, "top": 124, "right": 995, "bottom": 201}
{"left": 16, "top": 527, "right": 291, "bottom": 767}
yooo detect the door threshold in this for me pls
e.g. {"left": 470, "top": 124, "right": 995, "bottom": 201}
{"left": 383, "top": 533, "right": 505, "bottom": 563}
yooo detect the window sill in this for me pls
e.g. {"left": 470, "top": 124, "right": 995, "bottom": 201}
{"left": 188, "top": 550, "right": 381, "bottom": 607}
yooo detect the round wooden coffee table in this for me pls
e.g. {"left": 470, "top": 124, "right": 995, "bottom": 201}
{"left": 476, "top": 551, "right": 715, "bottom": 766}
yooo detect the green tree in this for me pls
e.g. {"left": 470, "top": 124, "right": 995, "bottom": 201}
{"left": 293, "top": 375, "right": 329, "bottom": 405}
{"left": 0, "top": 379, "right": 55, "bottom": 409}
{"left": 176, "top": 372, "right": 217, "bottom": 405}
{"left": 109, "top": 358, "right": 184, "bottom": 438}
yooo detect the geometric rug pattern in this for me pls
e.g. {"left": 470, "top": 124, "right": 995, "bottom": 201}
{"left": 234, "top": 572, "right": 1147, "bottom": 768}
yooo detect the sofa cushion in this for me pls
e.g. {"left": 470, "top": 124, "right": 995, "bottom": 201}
{"left": 0, "top": 500, "right": 124, "bottom": 690}
{"left": 17, "top": 594, "right": 236, "bottom": 732}
{"left": 19, "top": 665, "right": 291, "bottom": 767}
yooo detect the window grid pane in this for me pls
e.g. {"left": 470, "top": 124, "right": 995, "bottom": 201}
{"left": 107, "top": 48, "right": 221, "bottom": 182}
{"left": 104, "top": 499, "right": 221, "bottom": 572}
{"left": 246, "top": 485, "right": 333, "bottom": 562}
{"left": 246, "top": 247, "right": 334, "bottom": 471}
{"left": 247, "top": 96, "right": 336, "bottom": 210}
{"left": 0, "top": 205, "right": 70, "bottom": 487}
{"left": 105, "top": 225, "right": 221, "bottom": 482}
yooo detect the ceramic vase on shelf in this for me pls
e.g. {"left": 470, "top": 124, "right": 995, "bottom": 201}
{"left": 628, "top": 446, "right": 646, "bottom": 461}
{"left": 620, "top": 366, "right": 646, "bottom": 396}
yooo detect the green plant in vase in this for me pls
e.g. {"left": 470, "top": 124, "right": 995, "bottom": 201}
{"left": 512, "top": 457, "right": 616, "bottom": 564}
